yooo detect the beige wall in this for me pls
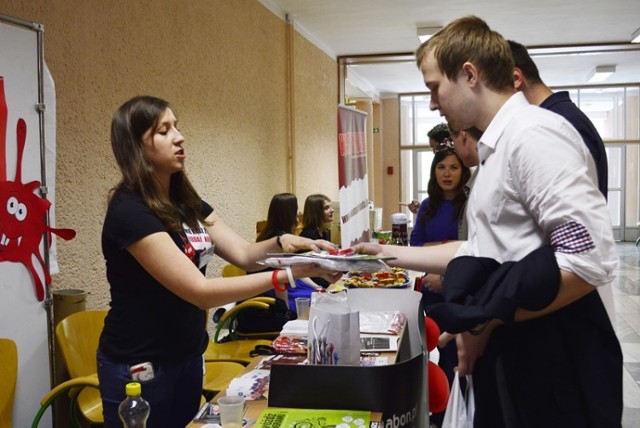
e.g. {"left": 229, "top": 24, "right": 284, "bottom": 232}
{"left": 0, "top": 0, "right": 338, "bottom": 309}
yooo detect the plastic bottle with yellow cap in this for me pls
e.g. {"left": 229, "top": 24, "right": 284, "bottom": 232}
{"left": 118, "top": 382, "right": 150, "bottom": 427}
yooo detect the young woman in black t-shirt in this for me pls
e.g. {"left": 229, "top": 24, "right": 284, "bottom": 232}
{"left": 98, "top": 96, "right": 341, "bottom": 427}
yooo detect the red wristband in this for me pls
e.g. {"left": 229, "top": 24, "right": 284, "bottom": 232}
{"left": 271, "top": 269, "right": 287, "bottom": 292}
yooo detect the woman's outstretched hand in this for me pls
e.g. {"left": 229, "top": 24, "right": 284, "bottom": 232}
{"left": 279, "top": 234, "right": 337, "bottom": 253}
{"left": 351, "top": 242, "right": 384, "bottom": 256}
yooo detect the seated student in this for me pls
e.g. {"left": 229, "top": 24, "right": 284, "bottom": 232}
{"left": 299, "top": 194, "right": 335, "bottom": 288}
{"left": 253, "top": 193, "right": 321, "bottom": 315}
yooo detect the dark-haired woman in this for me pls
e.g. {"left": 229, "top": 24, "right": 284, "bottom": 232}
{"left": 410, "top": 147, "right": 470, "bottom": 248}
{"left": 98, "top": 96, "right": 341, "bottom": 427}
{"left": 409, "top": 145, "right": 470, "bottom": 427}
{"left": 299, "top": 194, "right": 334, "bottom": 288}
{"left": 254, "top": 193, "right": 321, "bottom": 315}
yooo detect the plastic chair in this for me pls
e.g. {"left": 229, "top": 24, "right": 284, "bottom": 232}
{"left": 0, "top": 338, "right": 18, "bottom": 428}
{"left": 203, "top": 339, "right": 274, "bottom": 365}
{"left": 32, "top": 310, "right": 107, "bottom": 427}
{"left": 202, "top": 361, "right": 245, "bottom": 399}
{"left": 213, "top": 297, "right": 285, "bottom": 342}
{"left": 206, "top": 298, "right": 277, "bottom": 365}
{"left": 221, "top": 264, "right": 246, "bottom": 277}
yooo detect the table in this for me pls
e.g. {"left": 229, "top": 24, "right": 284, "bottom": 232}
{"left": 189, "top": 287, "right": 427, "bottom": 427}
{"left": 188, "top": 320, "right": 406, "bottom": 427}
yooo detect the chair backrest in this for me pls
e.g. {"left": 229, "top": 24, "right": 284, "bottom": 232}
{"left": 222, "top": 264, "right": 246, "bottom": 277}
{"left": 256, "top": 220, "right": 267, "bottom": 235}
{"left": 55, "top": 310, "right": 107, "bottom": 379}
{"left": 0, "top": 338, "right": 18, "bottom": 427}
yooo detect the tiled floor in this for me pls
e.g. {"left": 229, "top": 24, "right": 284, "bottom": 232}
{"left": 613, "top": 242, "right": 640, "bottom": 427}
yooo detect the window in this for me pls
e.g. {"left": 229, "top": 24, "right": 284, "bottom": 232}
{"left": 399, "top": 85, "right": 640, "bottom": 241}
{"left": 399, "top": 95, "right": 442, "bottom": 225}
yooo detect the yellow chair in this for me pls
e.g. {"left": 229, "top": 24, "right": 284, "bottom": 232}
{"left": 207, "top": 297, "right": 276, "bottom": 365}
{"left": 202, "top": 361, "right": 245, "bottom": 399}
{"left": 203, "top": 339, "right": 273, "bottom": 365}
{"left": 32, "top": 310, "right": 107, "bottom": 427}
{"left": 213, "top": 297, "right": 284, "bottom": 342}
{"left": 221, "top": 264, "right": 246, "bottom": 277}
{"left": 0, "top": 338, "right": 18, "bottom": 428}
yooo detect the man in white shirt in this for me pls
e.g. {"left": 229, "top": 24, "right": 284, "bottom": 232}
{"left": 355, "top": 16, "right": 621, "bottom": 427}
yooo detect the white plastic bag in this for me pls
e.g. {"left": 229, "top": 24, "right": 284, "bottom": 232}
{"left": 442, "top": 372, "right": 475, "bottom": 428}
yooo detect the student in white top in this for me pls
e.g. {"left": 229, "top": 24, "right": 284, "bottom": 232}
{"left": 353, "top": 16, "right": 621, "bottom": 427}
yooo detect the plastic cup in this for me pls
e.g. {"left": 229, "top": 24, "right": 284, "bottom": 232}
{"left": 295, "top": 297, "right": 311, "bottom": 320}
{"left": 218, "top": 395, "right": 246, "bottom": 427}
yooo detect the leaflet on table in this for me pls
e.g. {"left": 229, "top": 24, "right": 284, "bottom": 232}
{"left": 254, "top": 354, "right": 307, "bottom": 369}
{"left": 254, "top": 407, "right": 376, "bottom": 428}
{"left": 226, "top": 369, "right": 270, "bottom": 400}
{"left": 258, "top": 251, "right": 396, "bottom": 273}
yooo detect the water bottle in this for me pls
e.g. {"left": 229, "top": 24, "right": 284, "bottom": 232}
{"left": 118, "top": 382, "right": 150, "bottom": 427}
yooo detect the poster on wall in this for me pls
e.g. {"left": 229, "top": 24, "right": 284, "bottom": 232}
{"left": 0, "top": 14, "right": 74, "bottom": 426}
{"left": 0, "top": 26, "right": 75, "bottom": 303}
{"left": 337, "top": 106, "right": 370, "bottom": 247}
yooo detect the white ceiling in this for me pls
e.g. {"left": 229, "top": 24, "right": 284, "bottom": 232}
{"left": 259, "top": 0, "right": 640, "bottom": 98}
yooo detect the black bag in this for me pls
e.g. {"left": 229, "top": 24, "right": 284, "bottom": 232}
{"left": 220, "top": 297, "right": 293, "bottom": 342}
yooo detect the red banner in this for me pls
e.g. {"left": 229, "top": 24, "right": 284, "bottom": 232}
{"left": 337, "top": 106, "right": 369, "bottom": 247}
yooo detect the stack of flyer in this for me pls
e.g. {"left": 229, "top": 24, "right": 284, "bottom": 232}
{"left": 225, "top": 368, "right": 270, "bottom": 400}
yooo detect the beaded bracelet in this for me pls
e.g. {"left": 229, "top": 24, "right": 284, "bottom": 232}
{"left": 271, "top": 269, "right": 287, "bottom": 292}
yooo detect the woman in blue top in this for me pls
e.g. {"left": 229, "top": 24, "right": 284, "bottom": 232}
{"left": 410, "top": 144, "right": 470, "bottom": 248}
{"left": 409, "top": 140, "right": 470, "bottom": 427}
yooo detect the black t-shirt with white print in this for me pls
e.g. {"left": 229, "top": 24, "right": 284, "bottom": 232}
{"left": 99, "top": 188, "right": 213, "bottom": 364}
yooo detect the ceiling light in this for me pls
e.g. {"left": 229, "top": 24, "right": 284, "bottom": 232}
{"left": 586, "top": 65, "right": 616, "bottom": 83}
{"left": 632, "top": 27, "right": 640, "bottom": 43}
{"left": 417, "top": 26, "right": 442, "bottom": 43}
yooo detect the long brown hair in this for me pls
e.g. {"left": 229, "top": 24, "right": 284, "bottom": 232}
{"left": 302, "top": 194, "right": 331, "bottom": 235}
{"left": 109, "top": 95, "right": 209, "bottom": 231}
{"left": 419, "top": 150, "right": 470, "bottom": 227}
{"left": 257, "top": 193, "right": 299, "bottom": 242}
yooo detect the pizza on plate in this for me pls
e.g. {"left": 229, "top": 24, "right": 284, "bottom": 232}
{"left": 344, "top": 267, "right": 410, "bottom": 288}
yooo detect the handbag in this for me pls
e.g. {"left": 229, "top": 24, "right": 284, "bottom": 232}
{"left": 442, "top": 371, "right": 475, "bottom": 428}
{"left": 214, "top": 297, "right": 293, "bottom": 342}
